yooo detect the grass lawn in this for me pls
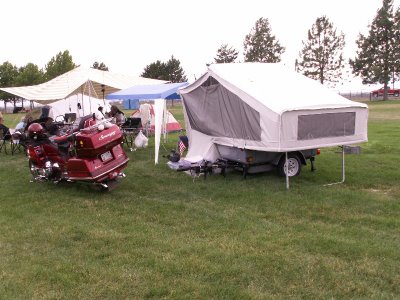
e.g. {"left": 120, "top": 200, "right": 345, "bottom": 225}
{"left": 0, "top": 101, "right": 399, "bottom": 299}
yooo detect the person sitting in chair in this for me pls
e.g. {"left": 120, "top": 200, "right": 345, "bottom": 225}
{"left": 110, "top": 105, "right": 125, "bottom": 126}
{"left": 43, "top": 117, "right": 59, "bottom": 136}
{"left": 15, "top": 116, "right": 27, "bottom": 132}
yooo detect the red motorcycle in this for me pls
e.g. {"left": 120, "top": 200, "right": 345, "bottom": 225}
{"left": 26, "top": 116, "right": 129, "bottom": 191}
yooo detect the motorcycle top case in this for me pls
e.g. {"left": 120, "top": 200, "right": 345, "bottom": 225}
{"left": 75, "top": 124, "right": 123, "bottom": 157}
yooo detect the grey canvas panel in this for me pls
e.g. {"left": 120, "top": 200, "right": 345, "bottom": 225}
{"left": 298, "top": 112, "right": 356, "bottom": 140}
{"left": 201, "top": 76, "right": 219, "bottom": 87}
{"left": 183, "top": 77, "right": 261, "bottom": 140}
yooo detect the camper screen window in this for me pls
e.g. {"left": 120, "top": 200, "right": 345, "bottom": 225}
{"left": 297, "top": 112, "right": 356, "bottom": 140}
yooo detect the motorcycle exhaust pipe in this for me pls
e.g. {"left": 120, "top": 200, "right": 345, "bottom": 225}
{"left": 99, "top": 183, "right": 109, "bottom": 189}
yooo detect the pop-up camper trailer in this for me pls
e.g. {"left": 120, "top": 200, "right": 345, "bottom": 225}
{"left": 178, "top": 63, "right": 368, "bottom": 182}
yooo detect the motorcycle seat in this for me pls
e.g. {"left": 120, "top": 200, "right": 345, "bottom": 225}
{"left": 53, "top": 134, "right": 74, "bottom": 144}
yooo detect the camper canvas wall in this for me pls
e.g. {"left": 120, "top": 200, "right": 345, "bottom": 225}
{"left": 179, "top": 63, "right": 368, "bottom": 162}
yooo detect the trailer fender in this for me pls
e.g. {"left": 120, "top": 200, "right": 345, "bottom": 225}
{"left": 274, "top": 151, "right": 307, "bottom": 166}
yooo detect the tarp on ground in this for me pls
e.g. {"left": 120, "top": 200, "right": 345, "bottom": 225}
{"left": 179, "top": 63, "right": 368, "bottom": 162}
{"left": 0, "top": 66, "right": 166, "bottom": 102}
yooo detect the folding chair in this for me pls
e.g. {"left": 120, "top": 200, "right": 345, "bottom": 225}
{"left": 10, "top": 130, "right": 25, "bottom": 155}
{"left": 64, "top": 113, "right": 77, "bottom": 123}
{"left": 0, "top": 128, "right": 9, "bottom": 155}
{"left": 120, "top": 117, "right": 142, "bottom": 151}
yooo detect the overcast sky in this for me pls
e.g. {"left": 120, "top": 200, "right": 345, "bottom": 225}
{"left": 1, "top": 0, "right": 399, "bottom": 90}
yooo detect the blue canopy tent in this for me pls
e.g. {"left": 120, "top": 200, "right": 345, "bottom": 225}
{"left": 106, "top": 82, "right": 188, "bottom": 164}
{"left": 106, "top": 82, "right": 188, "bottom": 101}
{"left": 107, "top": 82, "right": 187, "bottom": 109}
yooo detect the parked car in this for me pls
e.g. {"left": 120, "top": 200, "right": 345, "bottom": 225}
{"left": 371, "top": 87, "right": 400, "bottom": 98}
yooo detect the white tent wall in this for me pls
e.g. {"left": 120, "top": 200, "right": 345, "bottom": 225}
{"left": 47, "top": 94, "right": 110, "bottom": 120}
{"left": 185, "top": 130, "right": 220, "bottom": 162}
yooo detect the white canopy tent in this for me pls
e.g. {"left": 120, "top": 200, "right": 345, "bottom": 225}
{"left": 179, "top": 63, "right": 368, "bottom": 187}
{"left": 0, "top": 66, "right": 166, "bottom": 102}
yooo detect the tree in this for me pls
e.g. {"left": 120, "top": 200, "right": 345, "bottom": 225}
{"left": 141, "top": 60, "right": 166, "bottom": 80}
{"left": 297, "top": 16, "right": 345, "bottom": 85}
{"left": 92, "top": 61, "right": 109, "bottom": 71}
{"left": 165, "top": 56, "right": 187, "bottom": 82}
{"left": 0, "top": 61, "right": 19, "bottom": 110}
{"left": 45, "top": 50, "right": 76, "bottom": 81}
{"left": 393, "top": 7, "right": 400, "bottom": 78}
{"left": 13, "top": 63, "right": 45, "bottom": 108}
{"left": 350, "top": 0, "right": 400, "bottom": 100}
{"left": 243, "top": 17, "right": 285, "bottom": 63}
{"left": 214, "top": 44, "right": 239, "bottom": 63}
{"left": 15, "top": 63, "right": 44, "bottom": 86}
{"left": 141, "top": 56, "right": 187, "bottom": 82}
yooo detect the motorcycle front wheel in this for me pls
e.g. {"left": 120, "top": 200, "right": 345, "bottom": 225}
{"left": 29, "top": 159, "right": 46, "bottom": 181}
{"left": 29, "top": 159, "right": 42, "bottom": 181}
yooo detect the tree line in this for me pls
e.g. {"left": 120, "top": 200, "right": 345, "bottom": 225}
{"left": 215, "top": 0, "right": 400, "bottom": 100}
{"left": 1, "top": 0, "right": 398, "bottom": 104}
{"left": 0, "top": 50, "right": 110, "bottom": 107}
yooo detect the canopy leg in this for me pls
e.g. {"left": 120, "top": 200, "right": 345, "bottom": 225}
{"left": 324, "top": 145, "right": 345, "bottom": 186}
{"left": 341, "top": 145, "right": 345, "bottom": 183}
{"left": 285, "top": 152, "right": 290, "bottom": 190}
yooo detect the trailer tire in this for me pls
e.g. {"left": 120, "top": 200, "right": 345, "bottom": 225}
{"left": 277, "top": 154, "right": 301, "bottom": 177}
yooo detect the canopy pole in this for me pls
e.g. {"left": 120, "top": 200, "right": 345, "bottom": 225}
{"left": 324, "top": 145, "right": 345, "bottom": 186}
{"left": 88, "top": 81, "right": 92, "bottom": 113}
{"left": 81, "top": 87, "right": 85, "bottom": 116}
{"left": 101, "top": 84, "right": 106, "bottom": 106}
{"left": 163, "top": 100, "right": 168, "bottom": 143}
{"left": 342, "top": 146, "right": 345, "bottom": 183}
{"left": 285, "top": 152, "right": 290, "bottom": 190}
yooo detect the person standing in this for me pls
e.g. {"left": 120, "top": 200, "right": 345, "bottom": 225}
{"left": 139, "top": 102, "right": 151, "bottom": 136}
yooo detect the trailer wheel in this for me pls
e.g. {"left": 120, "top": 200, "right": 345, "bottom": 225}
{"left": 395, "top": 92, "right": 399, "bottom": 97}
{"left": 277, "top": 154, "right": 301, "bottom": 177}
